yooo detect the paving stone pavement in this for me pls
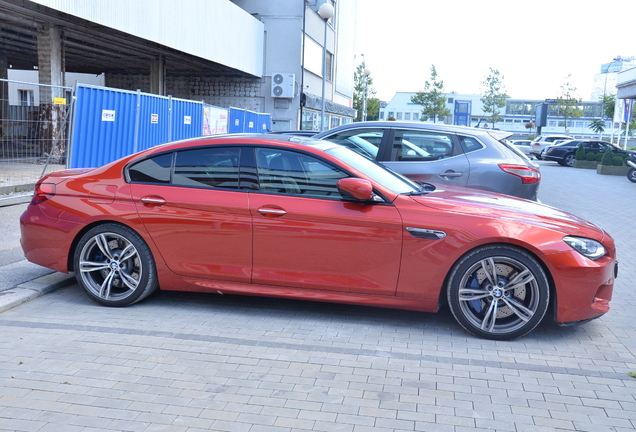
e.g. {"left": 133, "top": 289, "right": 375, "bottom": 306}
{"left": 1, "top": 160, "right": 635, "bottom": 432}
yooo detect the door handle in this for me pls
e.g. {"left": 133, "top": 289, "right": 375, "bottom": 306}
{"left": 140, "top": 196, "right": 167, "bottom": 206}
{"left": 439, "top": 170, "right": 463, "bottom": 179}
{"left": 258, "top": 207, "right": 286, "bottom": 216}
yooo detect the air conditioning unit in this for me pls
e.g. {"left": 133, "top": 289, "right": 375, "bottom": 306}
{"left": 271, "top": 73, "right": 295, "bottom": 98}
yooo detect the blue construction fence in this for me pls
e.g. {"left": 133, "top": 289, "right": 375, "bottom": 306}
{"left": 68, "top": 84, "right": 271, "bottom": 168}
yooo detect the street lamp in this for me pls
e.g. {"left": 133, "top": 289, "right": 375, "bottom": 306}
{"left": 362, "top": 66, "right": 371, "bottom": 121}
{"left": 318, "top": 2, "right": 334, "bottom": 131}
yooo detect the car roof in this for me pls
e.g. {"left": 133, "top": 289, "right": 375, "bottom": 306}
{"left": 315, "top": 121, "right": 514, "bottom": 140}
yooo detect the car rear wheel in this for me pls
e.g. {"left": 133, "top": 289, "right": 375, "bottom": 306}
{"left": 628, "top": 167, "right": 636, "bottom": 183}
{"left": 74, "top": 224, "right": 158, "bottom": 307}
{"left": 447, "top": 245, "right": 549, "bottom": 340}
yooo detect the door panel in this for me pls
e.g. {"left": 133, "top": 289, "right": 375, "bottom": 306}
{"left": 131, "top": 184, "right": 252, "bottom": 282}
{"left": 251, "top": 194, "right": 403, "bottom": 295}
{"left": 379, "top": 129, "right": 470, "bottom": 186}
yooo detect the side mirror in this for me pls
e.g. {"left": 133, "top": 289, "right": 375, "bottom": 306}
{"left": 337, "top": 178, "right": 374, "bottom": 201}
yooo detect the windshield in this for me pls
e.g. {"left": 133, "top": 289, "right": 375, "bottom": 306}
{"left": 325, "top": 145, "right": 421, "bottom": 194}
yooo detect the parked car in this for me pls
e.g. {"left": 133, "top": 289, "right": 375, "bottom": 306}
{"left": 510, "top": 139, "right": 533, "bottom": 158}
{"left": 529, "top": 135, "right": 574, "bottom": 159}
{"left": 543, "top": 139, "right": 633, "bottom": 167}
{"left": 20, "top": 134, "right": 617, "bottom": 340}
{"left": 267, "top": 130, "right": 318, "bottom": 137}
{"left": 313, "top": 122, "right": 541, "bottom": 200}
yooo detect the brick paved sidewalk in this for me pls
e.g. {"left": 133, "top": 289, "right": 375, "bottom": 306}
{"left": 0, "top": 161, "right": 634, "bottom": 432}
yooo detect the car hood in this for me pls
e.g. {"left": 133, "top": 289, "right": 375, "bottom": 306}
{"left": 409, "top": 186, "right": 605, "bottom": 238}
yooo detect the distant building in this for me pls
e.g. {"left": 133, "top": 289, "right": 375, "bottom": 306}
{"left": 590, "top": 58, "right": 636, "bottom": 101}
{"left": 379, "top": 92, "right": 608, "bottom": 138}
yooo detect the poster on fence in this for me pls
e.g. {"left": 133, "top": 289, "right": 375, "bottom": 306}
{"left": 202, "top": 105, "right": 228, "bottom": 135}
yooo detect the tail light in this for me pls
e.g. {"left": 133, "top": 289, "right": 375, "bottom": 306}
{"left": 499, "top": 164, "right": 541, "bottom": 184}
{"left": 31, "top": 182, "right": 56, "bottom": 204}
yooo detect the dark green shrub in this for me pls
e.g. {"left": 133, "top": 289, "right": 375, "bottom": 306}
{"left": 585, "top": 153, "right": 596, "bottom": 161}
{"left": 575, "top": 144, "right": 586, "bottom": 160}
{"left": 601, "top": 148, "right": 614, "bottom": 165}
{"left": 612, "top": 156, "right": 624, "bottom": 166}
{"left": 595, "top": 153, "right": 603, "bottom": 162}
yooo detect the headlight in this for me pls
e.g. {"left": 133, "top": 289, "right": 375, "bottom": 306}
{"left": 563, "top": 236, "right": 606, "bottom": 260}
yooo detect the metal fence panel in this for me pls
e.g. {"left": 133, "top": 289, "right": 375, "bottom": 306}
{"left": 1, "top": 78, "right": 73, "bottom": 192}
{"left": 228, "top": 107, "right": 245, "bottom": 133}
{"left": 258, "top": 113, "right": 271, "bottom": 133}
{"left": 69, "top": 85, "right": 137, "bottom": 168}
{"left": 170, "top": 98, "right": 203, "bottom": 141}
{"left": 136, "top": 94, "right": 170, "bottom": 153}
{"left": 245, "top": 110, "right": 258, "bottom": 133}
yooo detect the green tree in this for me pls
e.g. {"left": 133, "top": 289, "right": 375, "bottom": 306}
{"left": 410, "top": 65, "right": 451, "bottom": 123}
{"left": 601, "top": 94, "right": 615, "bottom": 120}
{"left": 589, "top": 119, "right": 606, "bottom": 135}
{"left": 366, "top": 97, "right": 379, "bottom": 121}
{"left": 553, "top": 75, "right": 583, "bottom": 135}
{"left": 480, "top": 68, "right": 509, "bottom": 128}
{"left": 353, "top": 61, "right": 376, "bottom": 122}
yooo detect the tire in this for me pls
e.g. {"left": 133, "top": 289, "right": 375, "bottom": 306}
{"left": 74, "top": 224, "right": 158, "bottom": 307}
{"left": 564, "top": 153, "right": 575, "bottom": 167}
{"left": 446, "top": 245, "right": 550, "bottom": 340}
{"left": 628, "top": 167, "right": 636, "bottom": 183}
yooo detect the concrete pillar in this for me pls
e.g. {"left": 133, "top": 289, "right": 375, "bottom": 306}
{"left": 36, "top": 25, "right": 65, "bottom": 156}
{"left": 37, "top": 25, "right": 64, "bottom": 101}
{"left": 150, "top": 55, "right": 166, "bottom": 95}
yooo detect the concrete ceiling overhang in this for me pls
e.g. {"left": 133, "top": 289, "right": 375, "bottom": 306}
{"left": 0, "top": 0, "right": 255, "bottom": 78}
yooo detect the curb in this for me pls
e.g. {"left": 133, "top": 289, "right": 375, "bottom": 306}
{"left": 0, "top": 272, "right": 76, "bottom": 313}
{"left": 0, "top": 192, "right": 32, "bottom": 207}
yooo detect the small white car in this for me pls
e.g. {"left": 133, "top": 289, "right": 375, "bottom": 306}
{"left": 530, "top": 135, "right": 574, "bottom": 159}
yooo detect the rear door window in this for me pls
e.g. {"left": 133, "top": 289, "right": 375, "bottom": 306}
{"left": 385, "top": 129, "right": 457, "bottom": 162}
{"left": 318, "top": 128, "right": 386, "bottom": 160}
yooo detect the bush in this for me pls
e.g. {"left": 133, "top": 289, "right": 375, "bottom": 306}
{"left": 595, "top": 153, "right": 603, "bottom": 162}
{"left": 575, "top": 144, "right": 586, "bottom": 160}
{"left": 601, "top": 148, "right": 614, "bottom": 165}
{"left": 613, "top": 156, "right": 624, "bottom": 166}
{"left": 585, "top": 153, "right": 596, "bottom": 161}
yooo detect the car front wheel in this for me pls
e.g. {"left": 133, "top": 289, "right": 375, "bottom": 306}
{"left": 74, "top": 224, "right": 158, "bottom": 307}
{"left": 447, "top": 245, "right": 550, "bottom": 340}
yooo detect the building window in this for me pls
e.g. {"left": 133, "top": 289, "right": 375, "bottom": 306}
{"left": 379, "top": 111, "right": 385, "bottom": 120}
{"left": 331, "top": 116, "right": 340, "bottom": 128}
{"left": 325, "top": 51, "right": 333, "bottom": 81}
{"left": 396, "top": 112, "right": 402, "bottom": 120}
{"left": 302, "top": 110, "right": 319, "bottom": 131}
{"left": 19, "top": 89, "right": 34, "bottom": 106}
{"left": 448, "top": 98, "right": 454, "bottom": 103}
{"left": 388, "top": 111, "right": 394, "bottom": 118}
{"left": 404, "top": 113, "right": 411, "bottom": 121}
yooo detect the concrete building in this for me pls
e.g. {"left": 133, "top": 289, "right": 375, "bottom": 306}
{"left": 0, "top": 0, "right": 355, "bottom": 131}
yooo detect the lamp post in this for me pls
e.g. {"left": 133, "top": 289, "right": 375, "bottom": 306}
{"left": 362, "top": 66, "right": 371, "bottom": 122}
{"left": 318, "top": 2, "right": 334, "bottom": 131}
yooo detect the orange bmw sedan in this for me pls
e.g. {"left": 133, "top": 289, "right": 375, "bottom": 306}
{"left": 20, "top": 135, "right": 617, "bottom": 340}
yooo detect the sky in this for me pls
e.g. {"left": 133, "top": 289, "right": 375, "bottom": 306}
{"left": 354, "top": 0, "right": 635, "bottom": 103}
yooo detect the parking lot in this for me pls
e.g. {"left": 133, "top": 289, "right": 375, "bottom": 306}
{"left": 1, "top": 160, "right": 635, "bottom": 432}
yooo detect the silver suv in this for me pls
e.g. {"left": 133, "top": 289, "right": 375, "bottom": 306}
{"left": 313, "top": 122, "right": 541, "bottom": 200}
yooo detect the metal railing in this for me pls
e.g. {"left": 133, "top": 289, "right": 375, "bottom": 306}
{"left": 0, "top": 78, "right": 73, "bottom": 194}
